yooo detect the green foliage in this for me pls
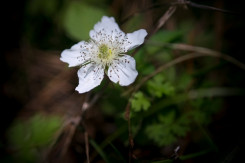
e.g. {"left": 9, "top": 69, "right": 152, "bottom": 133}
{"left": 63, "top": 1, "right": 108, "bottom": 41}
{"left": 145, "top": 111, "right": 190, "bottom": 146}
{"left": 147, "top": 73, "right": 175, "bottom": 98}
{"left": 147, "top": 30, "right": 183, "bottom": 54}
{"left": 130, "top": 92, "right": 151, "bottom": 112}
{"left": 151, "top": 30, "right": 183, "bottom": 43}
{"left": 189, "top": 98, "right": 223, "bottom": 125}
{"left": 14, "top": 1, "right": 242, "bottom": 161}
{"left": 134, "top": 48, "right": 156, "bottom": 75}
{"left": 89, "top": 16, "right": 226, "bottom": 161}
{"left": 176, "top": 73, "right": 193, "bottom": 91}
{"left": 7, "top": 114, "right": 62, "bottom": 162}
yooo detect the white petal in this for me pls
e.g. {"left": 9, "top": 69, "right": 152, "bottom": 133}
{"left": 93, "top": 16, "right": 121, "bottom": 33}
{"left": 108, "top": 55, "right": 138, "bottom": 86}
{"left": 89, "top": 16, "right": 123, "bottom": 42}
{"left": 124, "top": 29, "right": 147, "bottom": 51}
{"left": 75, "top": 64, "right": 104, "bottom": 93}
{"left": 60, "top": 41, "right": 91, "bottom": 67}
{"left": 70, "top": 41, "right": 87, "bottom": 50}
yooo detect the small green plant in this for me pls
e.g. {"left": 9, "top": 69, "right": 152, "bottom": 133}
{"left": 7, "top": 114, "right": 62, "bottom": 163}
{"left": 130, "top": 91, "right": 151, "bottom": 112}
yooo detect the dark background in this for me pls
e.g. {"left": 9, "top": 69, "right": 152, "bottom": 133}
{"left": 1, "top": 0, "right": 245, "bottom": 162}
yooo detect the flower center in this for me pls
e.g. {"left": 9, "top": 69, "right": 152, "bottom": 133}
{"left": 98, "top": 44, "right": 113, "bottom": 61}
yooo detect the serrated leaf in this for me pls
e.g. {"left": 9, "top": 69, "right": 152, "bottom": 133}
{"left": 145, "top": 111, "right": 190, "bottom": 146}
{"left": 158, "top": 111, "right": 175, "bottom": 124}
{"left": 130, "top": 92, "right": 151, "bottom": 112}
{"left": 63, "top": 1, "right": 107, "bottom": 41}
{"left": 145, "top": 123, "right": 177, "bottom": 146}
{"left": 147, "top": 74, "right": 175, "bottom": 98}
{"left": 172, "top": 124, "right": 189, "bottom": 137}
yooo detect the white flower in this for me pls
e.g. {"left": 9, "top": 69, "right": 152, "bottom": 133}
{"left": 60, "top": 16, "right": 147, "bottom": 93}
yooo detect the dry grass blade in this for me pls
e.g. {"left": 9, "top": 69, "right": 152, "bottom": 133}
{"left": 132, "top": 4, "right": 176, "bottom": 56}
{"left": 150, "top": 5, "right": 176, "bottom": 37}
{"left": 132, "top": 43, "right": 245, "bottom": 94}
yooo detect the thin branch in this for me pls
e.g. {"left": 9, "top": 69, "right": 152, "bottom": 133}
{"left": 132, "top": 42, "right": 245, "bottom": 93}
{"left": 47, "top": 91, "right": 102, "bottom": 162}
{"left": 121, "top": 0, "right": 240, "bottom": 27}
{"left": 85, "top": 132, "right": 90, "bottom": 163}
{"left": 47, "top": 115, "right": 82, "bottom": 163}
{"left": 123, "top": 5, "right": 178, "bottom": 161}
{"left": 170, "top": 43, "right": 245, "bottom": 71}
{"left": 188, "top": 87, "right": 244, "bottom": 99}
{"left": 134, "top": 52, "right": 203, "bottom": 92}
{"left": 185, "top": 0, "right": 241, "bottom": 16}
{"left": 124, "top": 102, "right": 134, "bottom": 163}
{"left": 150, "top": 5, "right": 176, "bottom": 37}
{"left": 120, "top": 2, "right": 170, "bottom": 26}
{"left": 131, "top": 4, "right": 177, "bottom": 57}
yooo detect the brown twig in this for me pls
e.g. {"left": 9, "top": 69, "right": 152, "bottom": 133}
{"left": 134, "top": 52, "right": 206, "bottom": 92}
{"left": 84, "top": 131, "right": 90, "bottom": 163}
{"left": 132, "top": 43, "right": 245, "bottom": 94}
{"left": 131, "top": 4, "right": 177, "bottom": 57}
{"left": 47, "top": 76, "right": 112, "bottom": 162}
{"left": 170, "top": 43, "right": 245, "bottom": 70}
{"left": 124, "top": 102, "right": 134, "bottom": 163}
{"left": 47, "top": 91, "right": 100, "bottom": 163}
{"left": 125, "top": 4, "right": 178, "bottom": 162}
{"left": 184, "top": 0, "right": 241, "bottom": 16}
{"left": 150, "top": 5, "right": 177, "bottom": 38}
{"left": 47, "top": 115, "right": 82, "bottom": 163}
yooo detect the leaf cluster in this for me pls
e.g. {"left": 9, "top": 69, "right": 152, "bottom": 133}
{"left": 7, "top": 114, "right": 62, "bottom": 162}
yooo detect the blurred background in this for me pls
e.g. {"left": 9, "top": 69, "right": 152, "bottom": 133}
{"left": 1, "top": 0, "right": 245, "bottom": 162}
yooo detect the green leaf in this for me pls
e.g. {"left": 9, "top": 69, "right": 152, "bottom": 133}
{"left": 152, "top": 30, "right": 183, "bottom": 43}
{"left": 145, "top": 123, "right": 177, "bottom": 146}
{"left": 158, "top": 111, "right": 175, "bottom": 124}
{"left": 28, "top": 115, "right": 62, "bottom": 146}
{"left": 147, "top": 74, "right": 175, "bottom": 98}
{"left": 130, "top": 92, "right": 151, "bottom": 112}
{"left": 176, "top": 73, "right": 192, "bottom": 91}
{"left": 141, "top": 64, "right": 155, "bottom": 75}
{"left": 134, "top": 47, "right": 156, "bottom": 75}
{"left": 63, "top": 1, "right": 107, "bottom": 41}
{"left": 147, "top": 30, "right": 183, "bottom": 54}
{"left": 145, "top": 111, "right": 190, "bottom": 146}
{"left": 7, "top": 114, "right": 62, "bottom": 162}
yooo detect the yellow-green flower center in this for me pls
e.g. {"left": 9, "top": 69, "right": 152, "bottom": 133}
{"left": 98, "top": 44, "right": 113, "bottom": 60}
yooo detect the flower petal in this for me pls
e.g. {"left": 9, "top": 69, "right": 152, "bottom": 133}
{"left": 108, "top": 55, "right": 138, "bottom": 86}
{"left": 60, "top": 41, "right": 91, "bottom": 67}
{"left": 89, "top": 16, "right": 124, "bottom": 42}
{"left": 92, "top": 16, "right": 121, "bottom": 33}
{"left": 70, "top": 41, "right": 88, "bottom": 50}
{"left": 75, "top": 64, "right": 104, "bottom": 93}
{"left": 124, "top": 29, "right": 147, "bottom": 51}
